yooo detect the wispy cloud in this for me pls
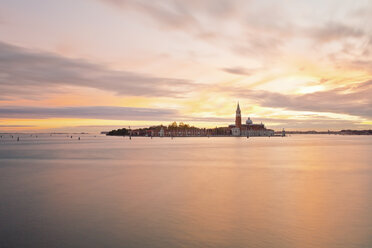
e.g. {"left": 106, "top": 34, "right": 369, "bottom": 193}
{"left": 101, "top": 0, "right": 203, "bottom": 34}
{"left": 100, "top": 0, "right": 238, "bottom": 33}
{"left": 221, "top": 67, "right": 254, "bottom": 76}
{"left": 308, "top": 21, "right": 364, "bottom": 43}
{"left": 99, "top": 0, "right": 287, "bottom": 58}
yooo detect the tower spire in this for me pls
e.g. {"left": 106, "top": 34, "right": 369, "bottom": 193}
{"left": 235, "top": 101, "right": 242, "bottom": 129}
{"left": 236, "top": 101, "right": 241, "bottom": 114}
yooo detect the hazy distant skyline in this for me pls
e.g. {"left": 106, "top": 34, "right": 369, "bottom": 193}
{"left": 1, "top": 0, "right": 372, "bottom": 132}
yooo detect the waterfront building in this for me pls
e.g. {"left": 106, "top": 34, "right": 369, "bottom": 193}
{"left": 108, "top": 102, "right": 274, "bottom": 137}
{"left": 231, "top": 127, "right": 240, "bottom": 136}
{"left": 229, "top": 102, "right": 274, "bottom": 137}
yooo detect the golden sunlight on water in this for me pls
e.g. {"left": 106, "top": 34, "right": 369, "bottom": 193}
{"left": 0, "top": 134, "right": 371, "bottom": 248}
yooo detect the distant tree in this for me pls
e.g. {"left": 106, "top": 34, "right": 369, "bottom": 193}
{"left": 168, "top": 122, "right": 178, "bottom": 131}
{"left": 106, "top": 128, "right": 128, "bottom": 136}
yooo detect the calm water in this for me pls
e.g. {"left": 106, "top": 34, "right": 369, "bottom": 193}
{"left": 0, "top": 134, "right": 371, "bottom": 248}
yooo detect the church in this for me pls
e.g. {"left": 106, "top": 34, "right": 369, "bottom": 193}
{"left": 229, "top": 102, "right": 274, "bottom": 137}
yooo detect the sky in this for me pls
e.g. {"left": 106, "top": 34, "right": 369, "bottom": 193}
{"left": 0, "top": 0, "right": 372, "bottom": 132}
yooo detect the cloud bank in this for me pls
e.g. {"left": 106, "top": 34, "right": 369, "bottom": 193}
{"left": 233, "top": 80, "right": 372, "bottom": 119}
{"left": 0, "top": 106, "right": 178, "bottom": 121}
{"left": 0, "top": 41, "right": 195, "bottom": 99}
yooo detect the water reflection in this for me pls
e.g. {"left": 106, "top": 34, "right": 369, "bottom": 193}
{"left": 0, "top": 135, "right": 371, "bottom": 247}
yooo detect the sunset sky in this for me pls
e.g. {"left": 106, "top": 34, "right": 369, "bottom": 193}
{"left": 1, "top": 0, "right": 372, "bottom": 132}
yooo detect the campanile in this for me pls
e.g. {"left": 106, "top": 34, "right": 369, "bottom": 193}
{"left": 235, "top": 102, "right": 242, "bottom": 129}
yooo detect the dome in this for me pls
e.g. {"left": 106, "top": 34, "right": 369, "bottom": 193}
{"left": 246, "top": 117, "right": 253, "bottom": 125}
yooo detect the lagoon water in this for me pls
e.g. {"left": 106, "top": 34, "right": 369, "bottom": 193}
{"left": 0, "top": 134, "right": 371, "bottom": 248}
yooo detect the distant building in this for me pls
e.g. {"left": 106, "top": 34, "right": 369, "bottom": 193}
{"left": 229, "top": 102, "right": 274, "bottom": 136}
{"left": 159, "top": 127, "right": 165, "bottom": 137}
{"left": 231, "top": 127, "right": 240, "bottom": 136}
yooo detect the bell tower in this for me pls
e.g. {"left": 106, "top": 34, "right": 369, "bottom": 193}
{"left": 235, "top": 102, "right": 242, "bottom": 129}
